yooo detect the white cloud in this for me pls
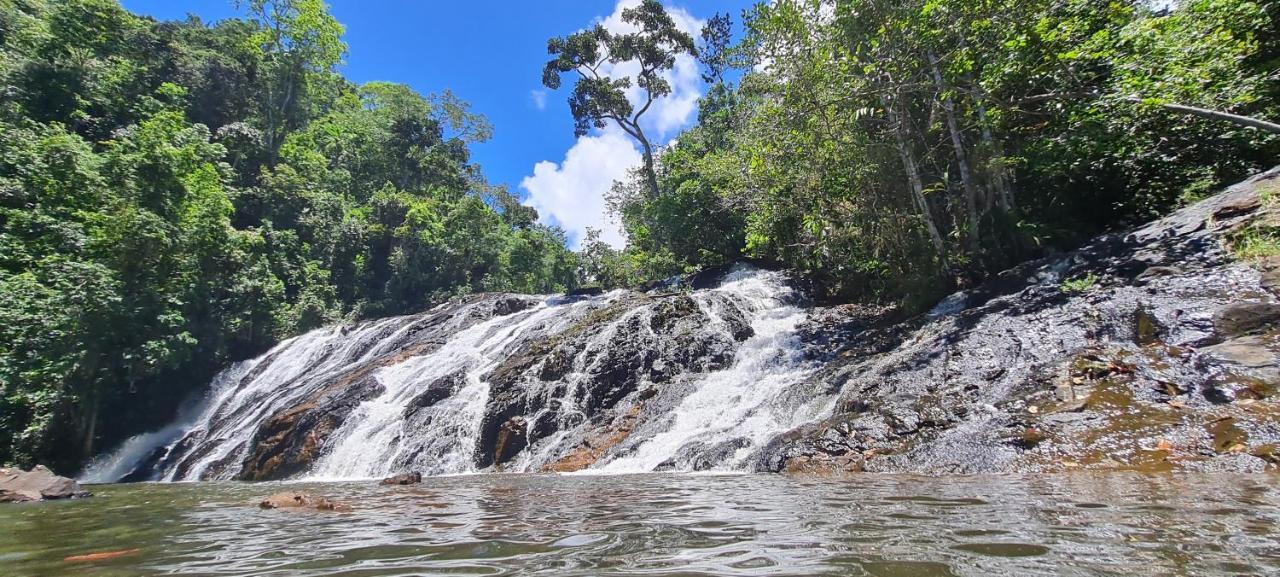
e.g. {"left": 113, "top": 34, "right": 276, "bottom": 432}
{"left": 530, "top": 89, "right": 547, "bottom": 111}
{"left": 596, "top": 0, "right": 704, "bottom": 137}
{"left": 521, "top": 0, "right": 705, "bottom": 250}
{"left": 521, "top": 126, "right": 641, "bottom": 249}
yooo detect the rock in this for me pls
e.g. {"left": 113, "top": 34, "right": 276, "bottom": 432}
{"left": 223, "top": 294, "right": 540, "bottom": 481}
{"left": 782, "top": 453, "right": 864, "bottom": 476}
{"left": 258, "top": 492, "right": 351, "bottom": 512}
{"left": 1202, "top": 336, "right": 1278, "bottom": 369}
{"left": 379, "top": 472, "right": 422, "bottom": 485}
{"left": 765, "top": 167, "right": 1280, "bottom": 475}
{"left": 492, "top": 417, "right": 529, "bottom": 467}
{"left": 1134, "top": 265, "right": 1184, "bottom": 285}
{"left": 1214, "top": 302, "right": 1280, "bottom": 338}
{"left": 565, "top": 286, "right": 604, "bottom": 297}
{"left": 0, "top": 465, "right": 90, "bottom": 503}
{"left": 1257, "top": 256, "right": 1280, "bottom": 295}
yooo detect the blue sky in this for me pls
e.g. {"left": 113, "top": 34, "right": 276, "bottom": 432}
{"left": 120, "top": 1, "right": 751, "bottom": 247}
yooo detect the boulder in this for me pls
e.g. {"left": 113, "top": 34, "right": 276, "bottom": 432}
{"left": 258, "top": 491, "right": 351, "bottom": 511}
{"left": 0, "top": 466, "right": 90, "bottom": 503}
{"left": 379, "top": 471, "right": 422, "bottom": 485}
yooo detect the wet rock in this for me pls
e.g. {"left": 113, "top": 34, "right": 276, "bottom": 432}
{"left": 404, "top": 370, "right": 467, "bottom": 416}
{"left": 1202, "top": 336, "right": 1278, "bottom": 371}
{"left": 64, "top": 549, "right": 141, "bottom": 562}
{"left": 476, "top": 290, "right": 751, "bottom": 469}
{"left": 782, "top": 453, "right": 864, "bottom": 475}
{"left": 1214, "top": 302, "right": 1280, "bottom": 338}
{"left": 222, "top": 295, "right": 541, "bottom": 481}
{"left": 379, "top": 472, "right": 422, "bottom": 485}
{"left": 1133, "top": 306, "right": 1164, "bottom": 345}
{"left": 1133, "top": 265, "right": 1183, "bottom": 285}
{"left": 258, "top": 492, "right": 351, "bottom": 512}
{"left": 566, "top": 286, "right": 604, "bottom": 297}
{"left": 767, "top": 166, "right": 1280, "bottom": 475}
{"left": 0, "top": 466, "right": 90, "bottom": 503}
{"left": 492, "top": 417, "right": 529, "bottom": 467}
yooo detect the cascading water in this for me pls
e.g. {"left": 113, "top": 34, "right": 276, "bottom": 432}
{"left": 84, "top": 266, "right": 839, "bottom": 482}
{"left": 594, "top": 271, "right": 831, "bottom": 472}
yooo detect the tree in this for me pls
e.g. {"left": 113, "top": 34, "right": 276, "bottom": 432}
{"left": 541, "top": 0, "right": 695, "bottom": 198}
{"left": 699, "top": 12, "right": 732, "bottom": 85}
{"left": 237, "top": 0, "right": 345, "bottom": 163}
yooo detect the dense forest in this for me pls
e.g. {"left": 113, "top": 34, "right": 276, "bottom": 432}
{"left": 1, "top": 0, "right": 1278, "bottom": 472}
{"left": 0, "top": 0, "right": 577, "bottom": 470}
{"left": 561, "top": 0, "right": 1278, "bottom": 303}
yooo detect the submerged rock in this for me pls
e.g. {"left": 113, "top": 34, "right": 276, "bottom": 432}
{"left": 379, "top": 472, "right": 422, "bottom": 485}
{"left": 0, "top": 466, "right": 90, "bottom": 502}
{"left": 258, "top": 492, "right": 351, "bottom": 511}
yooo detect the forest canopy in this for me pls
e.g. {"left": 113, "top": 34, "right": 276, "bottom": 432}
{"left": 571, "top": 0, "right": 1278, "bottom": 301}
{"left": 0, "top": 0, "right": 576, "bottom": 469}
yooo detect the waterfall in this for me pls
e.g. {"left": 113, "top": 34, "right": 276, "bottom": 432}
{"left": 85, "top": 266, "right": 839, "bottom": 482}
{"left": 594, "top": 269, "right": 830, "bottom": 472}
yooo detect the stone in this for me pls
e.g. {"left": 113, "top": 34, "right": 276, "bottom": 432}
{"left": 258, "top": 492, "right": 351, "bottom": 512}
{"left": 1257, "top": 256, "right": 1280, "bottom": 295}
{"left": 379, "top": 472, "right": 422, "bottom": 485}
{"left": 0, "top": 465, "right": 90, "bottom": 503}
{"left": 1202, "top": 336, "right": 1277, "bottom": 369}
{"left": 492, "top": 417, "right": 529, "bottom": 467}
{"left": 1213, "top": 302, "right": 1280, "bottom": 338}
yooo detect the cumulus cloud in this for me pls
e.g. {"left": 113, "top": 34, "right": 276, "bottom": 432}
{"left": 529, "top": 89, "right": 547, "bottom": 111}
{"left": 521, "top": 0, "right": 705, "bottom": 249}
{"left": 520, "top": 127, "right": 641, "bottom": 248}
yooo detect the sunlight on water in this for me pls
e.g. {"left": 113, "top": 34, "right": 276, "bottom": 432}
{"left": 4, "top": 473, "right": 1278, "bottom": 577}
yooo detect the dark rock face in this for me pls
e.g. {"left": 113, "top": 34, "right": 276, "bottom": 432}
{"left": 475, "top": 291, "right": 755, "bottom": 469}
{"left": 0, "top": 466, "right": 90, "bottom": 502}
{"left": 766, "top": 167, "right": 1280, "bottom": 475}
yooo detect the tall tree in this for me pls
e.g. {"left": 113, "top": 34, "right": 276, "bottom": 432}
{"left": 699, "top": 12, "right": 732, "bottom": 85}
{"left": 541, "top": 0, "right": 695, "bottom": 198}
{"left": 238, "top": 0, "right": 345, "bottom": 163}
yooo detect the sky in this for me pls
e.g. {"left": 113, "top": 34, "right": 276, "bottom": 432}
{"left": 119, "top": 0, "right": 751, "bottom": 248}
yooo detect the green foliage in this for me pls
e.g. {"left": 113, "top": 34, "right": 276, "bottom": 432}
{"left": 1060, "top": 273, "right": 1099, "bottom": 294}
{"left": 0, "top": 0, "right": 576, "bottom": 471}
{"left": 602, "top": 0, "right": 1278, "bottom": 304}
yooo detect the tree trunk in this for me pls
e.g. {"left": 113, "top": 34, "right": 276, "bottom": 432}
{"left": 929, "top": 52, "right": 981, "bottom": 254}
{"left": 639, "top": 136, "right": 660, "bottom": 199}
{"left": 967, "top": 73, "right": 1014, "bottom": 212}
{"left": 1150, "top": 101, "right": 1280, "bottom": 135}
{"left": 886, "top": 96, "right": 947, "bottom": 262}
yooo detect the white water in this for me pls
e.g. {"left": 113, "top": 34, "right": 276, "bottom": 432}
{"left": 86, "top": 266, "right": 838, "bottom": 482}
{"left": 595, "top": 269, "right": 828, "bottom": 472}
{"left": 309, "top": 296, "right": 609, "bottom": 479}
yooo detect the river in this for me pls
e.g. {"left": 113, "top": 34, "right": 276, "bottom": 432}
{"left": 2, "top": 472, "right": 1278, "bottom": 576}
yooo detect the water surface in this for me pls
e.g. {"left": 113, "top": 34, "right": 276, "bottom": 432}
{"left": 2, "top": 473, "right": 1278, "bottom": 576}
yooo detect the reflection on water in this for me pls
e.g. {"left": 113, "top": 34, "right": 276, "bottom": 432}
{"left": 1, "top": 473, "right": 1278, "bottom": 576}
